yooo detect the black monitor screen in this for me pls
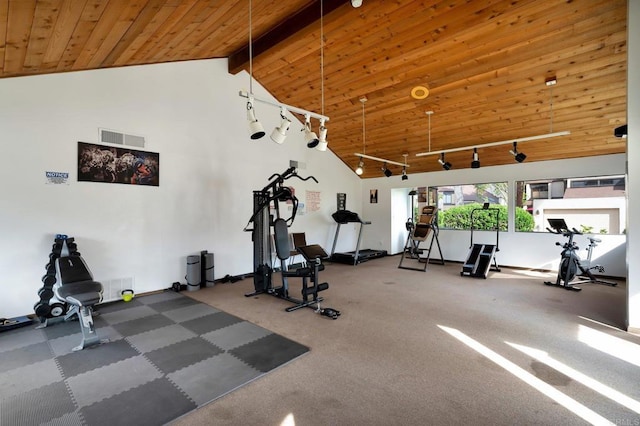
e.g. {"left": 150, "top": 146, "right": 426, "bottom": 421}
{"left": 547, "top": 218, "right": 569, "bottom": 232}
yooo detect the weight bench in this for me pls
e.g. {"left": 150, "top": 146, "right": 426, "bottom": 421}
{"left": 282, "top": 244, "right": 329, "bottom": 304}
{"left": 54, "top": 256, "right": 107, "bottom": 351}
{"left": 270, "top": 219, "right": 340, "bottom": 319}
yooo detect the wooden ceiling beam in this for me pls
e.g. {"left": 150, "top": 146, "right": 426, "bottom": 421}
{"left": 227, "top": 0, "right": 345, "bottom": 75}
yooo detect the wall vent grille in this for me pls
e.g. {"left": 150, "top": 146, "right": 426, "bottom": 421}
{"left": 100, "top": 128, "right": 145, "bottom": 148}
{"left": 101, "top": 277, "right": 135, "bottom": 303}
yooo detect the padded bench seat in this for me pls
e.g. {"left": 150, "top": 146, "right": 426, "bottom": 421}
{"left": 54, "top": 256, "right": 106, "bottom": 351}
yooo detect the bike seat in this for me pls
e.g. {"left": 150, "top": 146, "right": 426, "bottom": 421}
{"left": 588, "top": 237, "right": 601, "bottom": 243}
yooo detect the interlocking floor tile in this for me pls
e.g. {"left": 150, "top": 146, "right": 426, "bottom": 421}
{"left": 147, "top": 296, "right": 201, "bottom": 313}
{"left": 111, "top": 313, "right": 175, "bottom": 337}
{"left": 0, "top": 293, "right": 309, "bottom": 426}
{"left": 57, "top": 338, "right": 140, "bottom": 378}
{"left": 79, "top": 377, "right": 196, "bottom": 426}
{"left": 127, "top": 323, "right": 197, "bottom": 353}
{"left": 201, "top": 321, "right": 272, "bottom": 350}
{"left": 230, "top": 333, "right": 309, "bottom": 372}
{"left": 144, "top": 336, "right": 224, "bottom": 374}
{"left": 0, "top": 381, "right": 76, "bottom": 426}
{"left": 180, "top": 311, "right": 243, "bottom": 335}
{"left": 67, "top": 355, "right": 163, "bottom": 408}
{"left": 0, "top": 341, "right": 53, "bottom": 373}
{"left": 169, "top": 352, "right": 262, "bottom": 406}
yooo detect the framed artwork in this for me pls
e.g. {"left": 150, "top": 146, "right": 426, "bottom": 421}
{"left": 77, "top": 142, "right": 159, "bottom": 186}
{"left": 370, "top": 189, "right": 378, "bottom": 204}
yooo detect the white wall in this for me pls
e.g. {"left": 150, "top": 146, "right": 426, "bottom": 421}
{"left": 360, "top": 154, "right": 627, "bottom": 276}
{"left": 0, "top": 59, "right": 362, "bottom": 319}
{"left": 627, "top": 0, "right": 639, "bottom": 333}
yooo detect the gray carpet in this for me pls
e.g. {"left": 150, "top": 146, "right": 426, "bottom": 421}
{"left": 0, "top": 291, "right": 308, "bottom": 426}
{"left": 174, "top": 256, "right": 640, "bottom": 426}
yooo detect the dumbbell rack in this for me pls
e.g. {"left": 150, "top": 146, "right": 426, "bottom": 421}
{"left": 33, "top": 235, "right": 80, "bottom": 323}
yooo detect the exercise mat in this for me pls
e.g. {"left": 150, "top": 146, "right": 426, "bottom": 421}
{"left": 0, "top": 291, "right": 308, "bottom": 426}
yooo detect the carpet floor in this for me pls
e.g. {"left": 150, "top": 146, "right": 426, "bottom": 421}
{"left": 0, "top": 291, "right": 308, "bottom": 426}
{"left": 174, "top": 255, "right": 640, "bottom": 426}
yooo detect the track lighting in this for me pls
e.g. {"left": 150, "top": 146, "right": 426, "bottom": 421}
{"left": 382, "top": 163, "right": 392, "bottom": 177}
{"left": 471, "top": 148, "right": 480, "bottom": 169}
{"left": 316, "top": 119, "right": 328, "bottom": 151}
{"left": 351, "top": 0, "right": 363, "bottom": 7}
{"left": 247, "top": 98, "right": 265, "bottom": 140}
{"left": 270, "top": 108, "right": 291, "bottom": 144}
{"left": 509, "top": 142, "right": 527, "bottom": 163}
{"left": 238, "top": 93, "right": 329, "bottom": 146}
{"left": 303, "top": 114, "right": 319, "bottom": 148}
{"left": 355, "top": 158, "right": 364, "bottom": 175}
{"left": 438, "top": 153, "right": 452, "bottom": 170}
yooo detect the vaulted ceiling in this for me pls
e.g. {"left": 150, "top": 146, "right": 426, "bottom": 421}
{"left": 0, "top": 0, "right": 627, "bottom": 178}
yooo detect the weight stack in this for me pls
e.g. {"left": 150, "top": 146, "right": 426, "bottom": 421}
{"left": 186, "top": 255, "right": 201, "bottom": 292}
{"left": 203, "top": 252, "right": 215, "bottom": 288}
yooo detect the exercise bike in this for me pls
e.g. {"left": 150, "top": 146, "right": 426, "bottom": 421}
{"left": 544, "top": 218, "right": 617, "bottom": 291}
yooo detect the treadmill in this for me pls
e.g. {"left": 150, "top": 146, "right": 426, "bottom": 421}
{"left": 330, "top": 210, "right": 387, "bottom": 265}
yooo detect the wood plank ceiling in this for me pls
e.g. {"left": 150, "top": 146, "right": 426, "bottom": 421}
{"left": 0, "top": 0, "right": 627, "bottom": 178}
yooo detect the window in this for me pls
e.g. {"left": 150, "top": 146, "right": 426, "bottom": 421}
{"left": 416, "top": 183, "right": 509, "bottom": 231}
{"left": 515, "top": 175, "right": 626, "bottom": 234}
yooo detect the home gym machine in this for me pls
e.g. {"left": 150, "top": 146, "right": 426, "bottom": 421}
{"left": 544, "top": 218, "right": 617, "bottom": 291}
{"left": 398, "top": 206, "right": 444, "bottom": 271}
{"left": 330, "top": 210, "right": 387, "bottom": 265}
{"left": 244, "top": 167, "right": 340, "bottom": 319}
{"left": 461, "top": 203, "right": 501, "bottom": 279}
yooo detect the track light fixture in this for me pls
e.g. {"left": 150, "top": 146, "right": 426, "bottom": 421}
{"left": 270, "top": 108, "right": 291, "bottom": 144}
{"left": 438, "top": 153, "right": 452, "bottom": 170}
{"left": 355, "top": 157, "right": 364, "bottom": 175}
{"left": 382, "top": 163, "right": 392, "bottom": 177}
{"left": 247, "top": 98, "right": 265, "bottom": 140}
{"left": 471, "top": 148, "right": 480, "bottom": 169}
{"left": 509, "top": 142, "right": 527, "bottom": 163}
{"left": 316, "top": 118, "right": 328, "bottom": 151}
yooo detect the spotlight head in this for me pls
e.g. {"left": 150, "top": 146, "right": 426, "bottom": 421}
{"left": 270, "top": 111, "right": 291, "bottom": 144}
{"left": 316, "top": 121, "right": 328, "bottom": 151}
{"left": 438, "top": 153, "right": 452, "bottom": 171}
{"left": 471, "top": 148, "right": 480, "bottom": 169}
{"left": 246, "top": 100, "right": 265, "bottom": 140}
{"left": 402, "top": 174, "right": 408, "bottom": 181}
{"left": 509, "top": 142, "right": 526, "bottom": 163}
{"left": 614, "top": 124, "right": 627, "bottom": 138}
{"left": 351, "top": 0, "right": 363, "bottom": 7}
{"left": 303, "top": 115, "right": 319, "bottom": 148}
{"left": 355, "top": 158, "right": 364, "bottom": 175}
{"left": 382, "top": 163, "right": 392, "bottom": 177}
{"left": 401, "top": 166, "right": 408, "bottom": 180}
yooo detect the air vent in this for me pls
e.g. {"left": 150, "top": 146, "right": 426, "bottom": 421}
{"left": 100, "top": 128, "right": 145, "bottom": 148}
{"left": 101, "top": 130, "right": 124, "bottom": 145}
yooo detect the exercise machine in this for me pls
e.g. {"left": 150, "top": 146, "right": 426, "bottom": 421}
{"left": 244, "top": 167, "right": 340, "bottom": 319}
{"left": 544, "top": 218, "right": 617, "bottom": 291}
{"left": 330, "top": 210, "right": 387, "bottom": 265}
{"left": 398, "top": 206, "right": 444, "bottom": 271}
{"left": 461, "top": 203, "right": 501, "bottom": 278}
